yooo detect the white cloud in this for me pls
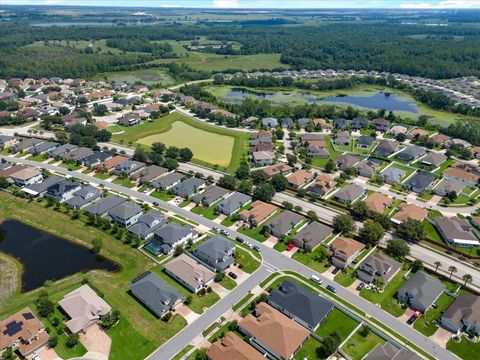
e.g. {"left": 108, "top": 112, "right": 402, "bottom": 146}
{"left": 212, "top": 0, "right": 241, "bottom": 8}
{"left": 401, "top": 0, "right": 480, "bottom": 8}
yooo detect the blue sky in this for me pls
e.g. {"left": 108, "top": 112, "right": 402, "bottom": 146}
{"left": 3, "top": 0, "right": 480, "bottom": 8}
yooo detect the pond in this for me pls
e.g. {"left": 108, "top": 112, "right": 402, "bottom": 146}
{"left": 215, "top": 87, "right": 419, "bottom": 113}
{"left": 0, "top": 220, "right": 119, "bottom": 292}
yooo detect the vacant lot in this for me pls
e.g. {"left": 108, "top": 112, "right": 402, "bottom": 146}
{"left": 96, "top": 69, "right": 177, "bottom": 86}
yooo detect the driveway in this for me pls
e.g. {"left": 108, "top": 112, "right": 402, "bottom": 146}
{"left": 175, "top": 303, "right": 200, "bottom": 324}
{"left": 431, "top": 327, "right": 454, "bottom": 348}
{"left": 79, "top": 324, "right": 111, "bottom": 360}
{"left": 35, "top": 346, "right": 61, "bottom": 360}
{"left": 347, "top": 279, "right": 362, "bottom": 293}
{"left": 212, "top": 214, "right": 225, "bottom": 224}
{"left": 400, "top": 308, "right": 416, "bottom": 324}
{"left": 229, "top": 265, "right": 248, "bottom": 284}
{"left": 263, "top": 236, "right": 278, "bottom": 248}
{"left": 210, "top": 281, "right": 229, "bottom": 298}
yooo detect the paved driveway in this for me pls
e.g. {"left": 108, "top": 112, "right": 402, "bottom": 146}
{"left": 79, "top": 324, "right": 111, "bottom": 360}
{"left": 431, "top": 327, "right": 454, "bottom": 348}
{"left": 35, "top": 346, "right": 61, "bottom": 360}
{"left": 175, "top": 303, "right": 199, "bottom": 324}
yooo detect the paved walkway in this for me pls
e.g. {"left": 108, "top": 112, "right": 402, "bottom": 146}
{"left": 79, "top": 325, "right": 111, "bottom": 360}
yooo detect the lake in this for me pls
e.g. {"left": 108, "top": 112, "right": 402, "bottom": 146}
{"left": 216, "top": 87, "right": 418, "bottom": 113}
{"left": 0, "top": 220, "right": 119, "bottom": 292}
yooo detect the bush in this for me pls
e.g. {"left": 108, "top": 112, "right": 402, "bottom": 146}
{"left": 66, "top": 333, "right": 79, "bottom": 348}
{"left": 162, "top": 312, "right": 172, "bottom": 322}
{"left": 207, "top": 286, "right": 212, "bottom": 293}
{"left": 48, "top": 335, "right": 58, "bottom": 348}
{"left": 184, "top": 296, "right": 193, "bottom": 305}
{"left": 214, "top": 273, "right": 225, "bottom": 282}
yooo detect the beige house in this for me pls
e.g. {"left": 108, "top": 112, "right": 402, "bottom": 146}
{"left": 330, "top": 237, "right": 365, "bottom": 268}
{"left": 164, "top": 254, "right": 215, "bottom": 293}
{"left": 207, "top": 332, "right": 265, "bottom": 360}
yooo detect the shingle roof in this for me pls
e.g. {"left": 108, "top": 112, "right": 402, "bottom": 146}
{"left": 216, "top": 192, "right": 252, "bottom": 215}
{"left": 442, "top": 295, "right": 480, "bottom": 332}
{"left": 108, "top": 200, "right": 143, "bottom": 220}
{"left": 334, "top": 184, "right": 364, "bottom": 202}
{"left": 85, "top": 195, "right": 127, "bottom": 216}
{"left": 172, "top": 177, "right": 205, "bottom": 197}
{"left": 398, "top": 271, "right": 445, "bottom": 311}
{"left": 207, "top": 332, "right": 264, "bottom": 360}
{"left": 265, "top": 210, "right": 304, "bottom": 236}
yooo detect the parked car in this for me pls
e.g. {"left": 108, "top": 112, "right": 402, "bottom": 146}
{"left": 356, "top": 282, "right": 365, "bottom": 291}
{"left": 212, "top": 226, "right": 220, "bottom": 232}
{"left": 326, "top": 285, "right": 337, "bottom": 293}
{"left": 253, "top": 245, "right": 260, "bottom": 252}
{"left": 244, "top": 241, "right": 253, "bottom": 248}
{"left": 236, "top": 236, "right": 245, "bottom": 243}
{"left": 310, "top": 275, "right": 323, "bottom": 285}
{"left": 332, "top": 267, "right": 340, "bottom": 275}
{"left": 228, "top": 272, "right": 238, "bottom": 279}
{"left": 153, "top": 202, "right": 159, "bottom": 206}
{"left": 407, "top": 311, "right": 422, "bottom": 325}
{"left": 220, "top": 229, "right": 229, "bottom": 236}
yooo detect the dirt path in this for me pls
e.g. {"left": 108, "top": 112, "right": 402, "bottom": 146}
{"left": 0, "top": 252, "right": 19, "bottom": 306}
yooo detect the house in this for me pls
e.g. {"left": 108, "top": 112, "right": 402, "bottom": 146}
{"left": 164, "top": 253, "right": 215, "bottom": 293}
{"left": 98, "top": 155, "right": 129, "bottom": 172}
{"left": 172, "top": 177, "right": 206, "bottom": 198}
{"left": 29, "top": 141, "right": 58, "bottom": 155}
{"left": 444, "top": 167, "right": 480, "bottom": 187}
{"left": 239, "top": 302, "right": 310, "bottom": 360}
{"left": 297, "top": 118, "right": 311, "bottom": 129}
{"left": 281, "top": 117, "right": 294, "bottom": 129}
{"left": 82, "top": 151, "right": 113, "bottom": 168}
{"left": 374, "top": 140, "right": 399, "bottom": 157}
{"left": 250, "top": 130, "right": 272, "bottom": 146}
{"left": 286, "top": 169, "right": 314, "bottom": 189}
{"left": 150, "top": 222, "right": 196, "bottom": 255}
{"left": 307, "top": 145, "right": 329, "bottom": 158}
{"left": 333, "top": 184, "right": 365, "bottom": 204}
{"left": 330, "top": 236, "right": 365, "bottom": 268}
{"left": 300, "top": 133, "right": 324, "bottom": 144}
{"left": 313, "top": 118, "right": 332, "bottom": 130}
{"left": 192, "top": 185, "right": 230, "bottom": 207}
{"left": 114, "top": 160, "right": 145, "bottom": 177}
{"left": 153, "top": 172, "right": 185, "bottom": 190}
{"left": 108, "top": 200, "right": 143, "bottom": 227}
{"left": 351, "top": 117, "right": 368, "bottom": 130}
{"left": 216, "top": 192, "right": 252, "bottom": 216}
{"left": 118, "top": 113, "right": 141, "bottom": 126}
{"left": 392, "top": 203, "right": 428, "bottom": 224}
{"left": 334, "top": 154, "right": 358, "bottom": 171}
{"left": 61, "top": 147, "right": 94, "bottom": 163}
{"left": 446, "top": 138, "right": 472, "bottom": 149}
{"left": 364, "top": 343, "right": 422, "bottom": 360}
{"left": 334, "top": 131, "right": 350, "bottom": 146}
{"left": 379, "top": 166, "right": 405, "bottom": 185}
{"left": 58, "top": 284, "right": 111, "bottom": 333}
{"left": 240, "top": 200, "right": 277, "bottom": 227}
{"left": 434, "top": 179, "right": 463, "bottom": 197}
{"left": 473, "top": 147, "right": 480, "bottom": 160}
{"left": 268, "top": 280, "right": 333, "bottom": 331}
{"left": 397, "top": 271, "right": 445, "bottom": 312}
{"left": 388, "top": 125, "right": 408, "bottom": 137}
{"left": 192, "top": 235, "right": 235, "bottom": 272}
{"left": 357, "top": 135, "right": 374, "bottom": 149}
{"left": 357, "top": 253, "right": 401, "bottom": 285}
{"left": 207, "top": 332, "right": 265, "bottom": 360}
{"left": 250, "top": 142, "right": 274, "bottom": 154}
{"left": 355, "top": 160, "right": 381, "bottom": 178}
{"left": 265, "top": 210, "right": 304, "bottom": 238}
{"left": 9, "top": 167, "right": 43, "bottom": 187}
{"left": 129, "top": 272, "right": 184, "bottom": 317}
{"left": 429, "top": 133, "right": 451, "bottom": 146}
{"left": 263, "top": 163, "right": 292, "bottom": 177}
{"left": 334, "top": 118, "right": 348, "bottom": 130}
{"left": 0, "top": 308, "right": 49, "bottom": 357}
{"left": 262, "top": 117, "right": 278, "bottom": 128}
{"left": 21, "top": 175, "right": 62, "bottom": 197}
{"left": 434, "top": 216, "right": 480, "bottom": 247}
{"left": 306, "top": 173, "right": 336, "bottom": 197}
{"left": 128, "top": 210, "right": 167, "bottom": 240}
{"left": 372, "top": 118, "right": 390, "bottom": 132}
{"left": 0, "top": 135, "right": 17, "bottom": 149}
{"left": 364, "top": 192, "right": 393, "bottom": 213}
{"left": 407, "top": 128, "right": 429, "bottom": 139}
{"left": 130, "top": 165, "right": 168, "bottom": 185}
{"left": 12, "top": 138, "right": 43, "bottom": 153}
{"left": 441, "top": 295, "right": 480, "bottom": 335}
{"left": 64, "top": 185, "right": 101, "bottom": 209}
{"left": 252, "top": 151, "right": 275, "bottom": 166}
{"left": 395, "top": 146, "right": 426, "bottom": 162}
{"left": 405, "top": 171, "right": 436, "bottom": 193}
{"left": 46, "top": 178, "right": 82, "bottom": 202}
{"left": 292, "top": 221, "right": 333, "bottom": 251}
{"left": 85, "top": 195, "right": 126, "bottom": 216}
{"left": 50, "top": 143, "right": 78, "bottom": 159}
{"left": 420, "top": 152, "right": 447, "bottom": 167}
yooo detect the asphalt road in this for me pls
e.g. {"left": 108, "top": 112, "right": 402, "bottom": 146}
{"left": 1, "top": 155, "right": 457, "bottom": 360}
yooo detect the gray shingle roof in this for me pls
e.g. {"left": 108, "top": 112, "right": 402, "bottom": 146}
{"left": 215, "top": 192, "right": 252, "bottom": 215}
{"left": 85, "top": 195, "right": 127, "bottom": 216}
{"left": 64, "top": 185, "right": 101, "bottom": 208}
{"left": 334, "top": 184, "right": 365, "bottom": 202}
{"left": 191, "top": 185, "right": 230, "bottom": 206}
{"left": 192, "top": 235, "right": 235, "bottom": 271}
{"left": 172, "top": 177, "right": 205, "bottom": 198}
{"left": 265, "top": 210, "right": 304, "bottom": 236}
{"left": 108, "top": 200, "right": 143, "bottom": 220}
{"left": 292, "top": 221, "right": 333, "bottom": 250}
{"left": 153, "top": 172, "right": 185, "bottom": 190}
{"left": 153, "top": 222, "right": 195, "bottom": 246}
{"left": 398, "top": 271, "right": 445, "bottom": 311}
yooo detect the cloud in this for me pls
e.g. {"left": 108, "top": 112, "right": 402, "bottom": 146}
{"left": 401, "top": 0, "right": 480, "bottom": 8}
{"left": 212, "top": 0, "right": 241, "bottom": 8}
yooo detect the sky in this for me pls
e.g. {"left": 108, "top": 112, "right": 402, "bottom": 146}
{"left": 2, "top": 0, "right": 480, "bottom": 8}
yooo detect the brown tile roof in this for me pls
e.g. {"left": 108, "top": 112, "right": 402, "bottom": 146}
{"left": 0, "top": 165, "right": 27, "bottom": 179}
{"left": 331, "top": 236, "right": 365, "bottom": 259}
{"left": 313, "top": 118, "right": 331, "bottom": 128}
{"left": 263, "top": 163, "right": 292, "bottom": 177}
{"left": 240, "top": 200, "right": 277, "bottom": 225}
{"left": 306, "top": 139, "right": 326, "bottom": 148}
{"left": 364, "top": 193, "right": 393, "bottom": 213}
{"left": 207, "top": 332, "right": 264, "bottom": 360}
{"left": 444, "top": 167, "right": 480, "bottom": 183}
{"left": 392, "top": 203, "right": 428, "bottom": 223}
{"left": 286, "top": 169, "right": 314, "bottom": 187}
{"left": 408, "top": 129, "right": 429, "bottom": 138}
{"left": 239, "top": 302, "right": 310, "bottom": 359}
{"left": 99, "top": 155, "right": 128, "bottom": 170}
{"left": 164, "top": 254, "right": 215, "bottom": 290}
{"left": 429, "top": 133, "right": 450, "bottom": 144}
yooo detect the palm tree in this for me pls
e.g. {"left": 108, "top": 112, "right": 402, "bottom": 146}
{"left": 448, "top": 265, "right": 457, "bottom": 278}
{"left": 434, "top": 261, "right": 442, "bottom": 273}
{"left": 462, "top": 274, "right": 473, "bottom": 287}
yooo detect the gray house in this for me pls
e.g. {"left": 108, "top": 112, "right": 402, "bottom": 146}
{"left": 85, "top": 195, "right": 126, "bottom": 216}
{"left": 114, "top": 160, "right": 145, "bottom": 176}
{"left": 357, "top": 135, "right": 374, "bottom": 149}
{"left": 192, "top": 185, "right": 230, "bottom": 207}
{"left": 357, "top": 253, "right": 401, "bottom": 285}
{"left": 262, "top": 117, "right": 278, "bottom": 128}
{"left": 356, "top": 160, "right": 381, "bottom": 178}
{"left": 64, "top": 185, "right": 101, "bottom": 209}
{"left": 434, "top": 216, "right": 479, "bottom": 247}
{"left": 441, "top": 295, "right": 480, "bottom": 335}
{"left": 405, "top": 171, "right": 436, "bottom": 193}
{"left": 292, "top": 222, "right": 333, "bottom": 251}
{"left": 265, "top": 210, "right": 304, "bottom": 238}
{"left": 153, "top": 172, "right": 185, "bottom": 191}
{"left": 22, "top": 175, "right": 62, "bottom": 197}
{"left": 379, "top": 167, "right": 405, "bottom": 185}
{"left": 30, "top": 141, "right": 59, "bottom": 155}
{"left": 215, "top": 192, "right": 252, "bottom": 216}
{"left": 420, "top": 152, "right": 447, "bottom": 167}
{"left": 192, "top": 235, "right": 235, "bottom": 272}
{"left": 128, "top": 210, "right": 166, "bottom": 240}
{"left": 61, "top": 147, "right": 93, "bottom": 162}
{"left": 268, "top": 280, "right": 333, "bottom": 331}
{"left": 129, "top": 272, "right": 184, "bottom": 318}
{"left": 50, "top": 144, "right": 78, "bottom": 159}
{"left": 333, "top": 184, "right": 365, "bottom": 204}
{"left": 108, "top": 200, "right": 143, "bottom": 227}
{"left": 397, "top": 271, "right": 445, "bottom": 312}
{"left": 47, "top": 178, "right": 82, "bottom": 202}
{"left": 374, "top": 140, "right": 398, "bottom": 157}
{"left": 434, "top": 179, "right": 463, "bottom": 197}
{"left": 172, "top": 177, "right": 205, "bottom": 198}
{"left": 82, "top": 151, "right": 113, "bottom": 168}
{"left": 395, "top": 146, "right": 426, "bottom": 162}
{"left": 149, "top": 222, "right": 196, "bottom": 255}
{"left": 131, "top": 165, "right": 168, "bottom": 185}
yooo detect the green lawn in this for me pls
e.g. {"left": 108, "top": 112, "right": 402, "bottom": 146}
{"left": 219, "top": 275, "right": 237, "bottom": 290}
{"left": 414, "top": 293, "right": 455, "bottom": 336}
{"left": 294, "top": 337, "right": 327, "bottom": 360}
{"left": 447, "top": 336, "right": 480, "bottom": 360}
{"left": 220, "top": 216, "right": 236, "bottom": 227}
{"left": 315, "top": 307, "right": 359, "bottom": 341}
{"left": 359, "top": 269, "right": 407, "bottom": 317}
{"left": 112, "top": 177, "right": 136, "bottom": 188}
{"left": 58, "top": 162, "right": 82, "bottom": 171}
{"left": 433, "top": 159, "right": 455, "bottom": 175}
{"left": 341, "top": 327, "right": 386, "bottom": 360}
{"left": 423, "top": 221, "right": 444, "bottom": 244}
{"left": 292, "top": 246, "right": 330, "bottom": 273}
{"left": 27, "top": 153, "right": 49, "bottom": 162}
{"left": 172, "top": 345, "right": 194, "bottom": 360}
{"left": 235, "top": 247, "right": 260, "bottom": 274}
{"left": 150, "top": 190, "right": 174, "bottom": 201}
{"left": 94, "top": 172, "right": 112, "bottom": 180}
{"left": 191, "top": 204, "right": 220, "bottom": 220}
{"left": 237, "top": 225, "right": 268, "bottom": 242}
{"left": 334, "top": 267, "right": 357, "bottom": 287}
{"left": 208, "top": 322, "right": 231, "bottom": 343}
{"left": 232, "top": 292, "right": 254, "bottom": 312}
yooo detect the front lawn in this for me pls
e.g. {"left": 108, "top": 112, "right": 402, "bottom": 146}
{"left": 112, "top": 177, "right": 136, "bottom": 188}
{"left": 315, "top": 307, "right": 359, "bottom": 341}
{"left": 292, "top": 246, "right": 330, "bottom": 274}
{"left": 219, "top": 275, "right": 237, "bottom": 290}
{"left": 94, "top": 172, "right": 112, "bottom": 180}
{"left": 334, "top": 267, "right": 357, "bottom": 287}
{"left": 191, "top": 204, "right": 220, "bottom": 220}
{"left": 413, "top": 293, "right": 455, "bottom": 336}
{"left": 59, "top": 162, "right": 82, "bottom": 171}
{"left": 220, "top": 216, "right": 236, "bottom": 227}
{"left": 341, "top": 327, "right": 386, "bottom": 360}
{"left": 27, "top": 153, "right": 49, "bottom": 162}
{"left": 237, "top": 225, "right": 268, "bottom": 242}
{"left": 235, "top": 247, "right": 260, "bottom": 274}
{"left": 447, "top": 336, "right": 480, "bottom": 360}
{"left": 150, "top": 190, "right": 174, "bottom": 201}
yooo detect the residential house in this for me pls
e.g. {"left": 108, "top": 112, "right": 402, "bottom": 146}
{"left": 262, "top": 117, "right": 278, "bottom": 128}
{"left": 22, "top": 175, "right": 62, "bottom": 197}
{"left": 357, "top": 135, "right": 374, "bottom": 149}
{"left": 441, "top": 295, "right": 480, "bottom": 335}
{"left": 374, "top": 140, "right": 399, "bottom": 157}
{"left": 64, "top": 185, "right": 101, "bottom": 209}
{"left": 388, "top": 125, "right": 408, "bottom": 137}
{"left": 0, "top": 135, "right": 18, "bottom": 149}
{"left": 192, "top": 235, "right": 235, "bottom": 272}
{"left": 395, "top": 146, "right": 426, "bottom": 162}
{"left": 334, "top": 154, "right": 359, "bottom": 171}
{"left": 334, "top": 118, "right": 348, "bottom": 130}
{"left": 164, "top": 254, "right": 215, "bottom": 293}
{"left": 207, "top": 332, "right": 265, "bottom": 360}
{"left": 239, "top": 302, "right": 310, "bottom": 360}
{"left": 434, "top": 216, "right": 480, "bottom": 247}
{"left": 357, "top": 253, "right": 401, "bottom": 285}
{"left": 128, "top": 211, "right": 166, "bottom": 240}
{"left": 58, "top": 285, "right": 111, "bottom": 333}
{"left": 50, "top": 144, "right": 78, "bottom": 159}
{"left": 265, "top": 210, "right": 304, "bottom": 238}
{"left": 392, "top": 203, "right": 428, "bottom": 224}
{"left": 434, "top": 179, "right": 463, "bottom": 197}
{"left": 430, "top": 133, "right": 451, "bottom": 146}
{"left": 85, "top": 195, "right": 126, "bottom": 216}
{"left": 46, "top": 178, "right": 82, "bottom": 202}
{"left": 333, "top": 184, "right": 365, "bottom": 204}
{"left": 263, "top": 163, "right": 292, "bottom": 177}
{"left": 98, "top": 155, "right": 129, "bottom": 172}
{"left": 150, "top": 222, "right": 196, "bottom": 255}
{"left": 252, "top": 151, "right": 274, "bottom": 166}
{"left": 300, "top": 133, "right": 324, "bottom": 144}
{"left": 397, "top": 271, "right": 445, "bottom": 312}
{"left": 379, "top": 166, "right": 405, "bottom": 185}
{"left": 286, "top": 169, "right": 314, "bottom": 189}
{"left": 12, "top": 138, "right": 43, "bottom": 153}
{"left": 330, "top": 236, "right": 365, "bottom": 268}
{"left": 372, "top": 118, "right": 390, "bottom": 132}
{"left": 153, "top": 172, "right": 185, "bottom": 190}
{"left": 307, "top": 145, "right": 329, "bottom": 158}
{"left": 118, "top": 113, "right": 141, "bottom": 126}
{"left": 0, "top": 308, "right": 49, "bottom": 357}
{"left": 356, "top": 160, "right": 381, "bottom": 178}
{"left": 114, "top": 160, "right": 145, "bottom": 177}
{"left": 306, "top": 173, "right": 336, "bottom": 197}
{"left": 334, "top": 131, "right": 350, "bottom": 146}
{"left": 131, "top": 165, "right": 168, "bottom": 185}
{"left": 281, "top": 117, "right": 294, "bottom": 129}
{"left": 9, "top": 167, "right": 43, "bottom": 187}
{"left": 61, "top": 147, "right": 94, "bottom": 163}
{"left": 364, "top": 343, "right": 422, "bottom": 360}
{"left": 129, "top": 272, "right": 184, "bottom": 317}
{"left": 446, "top": 139, "right": 472, "bottom": 149}
{"left": 172, "top": 177, "right": 206, "bottom": 198}
{"left": 313, "top": 118, "right": 332, "bottom": 130}
{"left": 420, "top": 153, "right": 447, "bottom": 167}
{"left": 107, "top": 200, "right": 143, "bottom": 227}
{"left": 216, "top": 192, "right": 252, "bottom": 216}
{"left": 268, "top": 280, "right": 333, "bottom": 331}
{"left": 407, "top": 128, "right": 429, "bottom": 139}
{"left": 240, "top": 200, "right": 277, "bottom": 227}
{"left": 351, "top": 117, "right": 368, "bottom": 130}
{"left": 444, "top": 167, "right": 480, "bottom": 187}
{"left": 192, "top": 185, "right": 230, "bottom": 207}
{"left": 292, "top": 221, "right": 333, "bottom": 251}
{"left": 405, "top": 171, "right": 437, "bottom": 193}
{"left": 297, "top": 118, "right": 311, "bottom": 129}
{"left": 82, "top": 151, "right": 113, "bottom": 168}
{"left": 29, "top": 141, "right": 58, "bottom": 155}
{"left": 250, "top": 130, "right": 272, "bottom": 146}
{"left": 364, "top": 192, "right": 393, "bottom": 213}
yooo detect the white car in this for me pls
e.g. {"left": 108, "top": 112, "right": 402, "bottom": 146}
{"left": 244, "top": 241, "right": 253, "bottom": 248}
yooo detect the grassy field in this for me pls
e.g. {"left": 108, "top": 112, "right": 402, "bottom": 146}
{"left": 341, "top": 327, "right": 386, "bottom": 360}
{"left": 315, "top": 307, "right": 359, "bottom": 341}
{"left": 24, "top": 39, "right": 124, "bottom": 55}
{"left": 111, "top": 111, "right": 247, "bottom": 173}
{"left": 0, "top": 193, "right": 187, "bottom": 360}
{"left": 95, "top": 69, "right": 177, "bottom": 86}
{"left": 447, "top": 336, "right": 480, "bottom": 360}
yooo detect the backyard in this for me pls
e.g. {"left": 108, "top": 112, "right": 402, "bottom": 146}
{"left": 341, "top": 327, "right": 386, "bottom": 360}
{"left": 315, "top": 307, "right": 359, "bottom": 341}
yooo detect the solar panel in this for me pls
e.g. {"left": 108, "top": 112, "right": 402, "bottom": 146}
{"left": 22, "top": 312, "right": 34, "bottom": 320}
{"left": 4, "top": 320, "right": 23, "bottom": 336}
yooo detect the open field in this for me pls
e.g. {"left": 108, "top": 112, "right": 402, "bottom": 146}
{"left": 95, "top": 69, "right": 177, "bottom": 86}
{"left": 111, "top": 111, "right": 247, "bottom": 173}
{"left": 24, "top": 39, "right": 124, "bottom": 55}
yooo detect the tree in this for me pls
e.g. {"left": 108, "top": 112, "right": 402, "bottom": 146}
{"left": 462, "top": 274, "right": 473, "bottom": 287}
{"left": 385, "top": 238, "right": 410, "bottom": 259}
{"left": 1, "top": 347, "right": 14, "bottom": 360}
{"left": 218, "top": 175, "right": 237, "bottom": 190}
{"left": 351, "top": 201, "right": 370, "bottom": 220}
{"left": 307, "top": 210, "right": 318, "bottom": 222}
{"left": 395, "top": 133, "right": 407, "bottom": 142}
{"left": 282, "top": 201, "right": 293, "bottom": 210}
{"left": 250, "top": 170, "right": 269, "bottom": 184}
{"left": 35, "top": 291, "right": 54, "bottom": 318}
{"left": 237, "top": 180, "right": 253, "bottom": 194}
{"left": 412, "top": 259, "right": 424, "bottom": 273}
{"left": 235, "top": 161, "right": 250, "bottom": 180}
{"left": 151, "top": 142, "right": 166, "bottom": 155}
{"left": 163, "top": 157, "right": 178, "bottom": 171}
{"left": 0, "top": 177, "right": 10, "bottom": 189}
{"left": 286, "top": 154, "right": 297, "bottom": 167}
{"left": 100, "top": 309, "right": 120, "bottom": 328}
{"left": 183, "top": 295, "right": 193, "bottom": 305}
{"left": 322, "top": 332, "right": 341, "bottom": 355}
{"left": 174, "top": 245, "right": 184, "bottom": 256}
{"left": 358, "top": 220, "right": 385, "bottom": 246}
{"left": 448, "top": 265, "right": 458, "bottom": 278}
{"left": 215, "top": 272, "right": 225, "bottom": 282}
{"left": 166, "top": 146, "right": 179, "bottom": 159}
{"left": 48, "top": 335, "right": 59, "bottom": 348}
{"left": 271, "top": 174, "right": 288, "bottom": 191}
{"left": 179, "top": 147, "right": 193, "bottom": 162}
{"left": 374, "top": 213, "right": 392, "bottom": 230}
{"left": 91, "top": 237, "right": 102, "bottom": 253}
{"left": 133, "top": 147, "right": 149, "bottom": 162}
{"left": 445, "top": 191, "right": 457, "bottom": 201}
{"left": 434, "top": 261, "right": 442, "bottom": 273}
{"left": 332, "top": 214, "right": 355, "bottom": 234}
{"left": 93, "top": 103, "right": 108, "bottom": 116}
{"left": 66, "top": 333, "right": 79, "bottom": 348}
{"left": 253, "top": 183, "right": 276, "bottom": 203}
{"left": 325, "top": 159, "right": 336, "bottom": 173}
{"left": 397, "top": 218, "right": 424, "bottom": 242}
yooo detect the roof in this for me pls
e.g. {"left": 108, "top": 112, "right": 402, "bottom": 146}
{"left": 207, "top": 332, "right": 265, "bottom": 360}
{"left": 9, "top": 167, "right": 41, "bottom": 181}
{"left": 62, "top": 146, "right": 93, "bottom": 161}
{"left": 115, "top": 159, "right": 145, "bottom": 174}
{"left": 331, "top": 236, "right": 365, "bottom": 259}
{"left": 216, "top": 192, "right": 252, "bottom": 215}
{"left": 108, "top": 200, "right": 143, "bottom": 220}
{"left": 85, "top": 195, "right": 127, "bottom": 216}
{"left": 192, "top": 185, "right": 230, "bottom": 205}
{"left": 22, "top": 175, "right": 62, "bottom": 195}
{"left": 392, "top": 203, "right": 428, "bottom": 223}
{"left": 357, "top": 135, "right": 374, "bottom": 146}
{"left": 153, "top": 172, "right": 185, "bottom": 189}
{"left": 65, "top": 185, "right": 101, "bottom": 208}
{"left": 375, "top": 140, "right": 399, "bottom": 155}
{"left": 131, "top": 165, "right": 168, "bottom": 183}
{"left": 129, "top": 272, "right": 184, "bottom": 317}
{"left": 286, "top": 169, "right": 314, "bottom": 186}
{"left": 334, "top": 184, "right": 365, "bottom": 202}
{"left": 58, "top": 285, "right": 111, "bottom": 333}
{"left": 153, "top": 222, "right": 194, "bottom": 245}
{"left": 358, "top": 253, "right": 402, "bottom": 283}
{"left": 435, "top": 216, "right": 479, "bottom": 246}
{"left": 47, "top": 178, "right": 81, "bottom": 197}
{"left": 430, "top": 133, "right": 451, "bottom": 144}
{"left": 252, "top": 151, "right": 274, "bottom": 161}
{"left": 396, "top": 146, "right": 426, "bottom": 160}
{"left": 172, "top": 177, "right": 205, "bottom": 197}
{"left": 398, "top": 271, "right": 445, "bottom": 310}
{"left": 265, "top": 210, "right": 304, "bottom": 236}
{"left": 335, "top": 154, "right": 358, "bottom": 170}
{"left": 100, "top": 155, "right": 129, "bottom": 170}
{"left": 420, "top": 152, "right": 447, "bottom": 166}
{"left": 192, "top": 235, "right": 235, "bottom": 270}
{"left": 364, "top": 343, "right": 421, "bottom": 360}
{"left": 444, "top": 167, "right": 480, "bottom": 183}
{"left": 50, "top": 143, "right": 78, "bottom": 158}
{"left": 82, "top": 151, "right": 113, "bottom": 167}
{"left": 164, "top": 254, "right": 215, "bottom": 290}
{"left": 406, "top": 171, "right": 436, "bottom": 191}
{"left": 239, "top": 302, "right": 310, "bottom": 359}
{"left": 263, "top": 163, "right": 292, "bottom": 177}
{"left": 365, "top": 193, "right": 393, "bottom": 213}
{"left": 442, "top": 295, "right": 480, "bottom": 331}
{"left": 434, "top": 179, "right": 463, "bottom": 195}
{"left": 268, "top": 280, "right": 333, "bottom": 329}
{"left": 293, "top": 221, "right": 333, "bottom": 249}
{"left": 240, "top": 200, "right": 277, "bottom": 224}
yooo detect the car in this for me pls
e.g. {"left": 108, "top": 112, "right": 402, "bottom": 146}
{"left": 356, "top": 282, "right": 365, "bottom": 291}
{"left": 228, "top": 272, "right": 238, "bottom": 279}
{"left": 244, "top": 241, "right": 253, "bottom": 248}
{"left": 310, "top": 275, "right": 323, "bottom": 285}
{"left": 212, "top": 226, "right": 220, "bottom": 232}
{"left": 236, "top": 236, "right": 245, "bottom": 243}
{"left": 326, "top": 285, "right": 337, "bottom": 293}
{"left": 153, "top": 201, "right": 159, "bottom": 206}
{"left": 332, "top": 267, "right": 340, "bottom": 275}
{"left": 220, "top": 229, "right": 229, "bottom": 236}
{"left": 253, "top": 245, "right": 260, "bottom": 252}
{"left": 407, "top": 315, "right": 417, "bottom": 325}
